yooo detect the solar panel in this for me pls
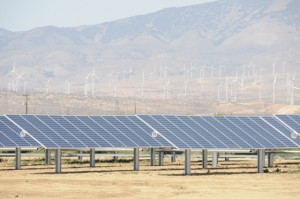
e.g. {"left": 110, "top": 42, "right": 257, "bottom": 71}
{"left": 249, "top": 117, "right": 297, "bottom": 148}
{"left": 271, "top": 115, "right": 300, "bottom": 145}
{"left": 0, "top": 116, "right": 39, "bottom": 148}
{"left": 275, "top": 115, "right": 300, "bottom": 133}
{"left": 6, "top": 115, "right": 172, "bottom": 149}
{"left": 137, "top": 115, "right": 300, "bottom": 149}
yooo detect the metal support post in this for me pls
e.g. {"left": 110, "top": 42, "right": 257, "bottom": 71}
{"left": 158, "top": 151, "right": 164, "bottom": 166}
{"left": 257, "top": 149, "right": 265, "bottom": 173}
{"left": 171, "top": 151, "right": 176, "bottom": 162}
{"left": 268, "top": 153, "right": 273, "bottom": 167}
{"left": 113, "top": 151, "right": 118, "bottom": 162}
{"left": 150, "top": 148, "right": 155, "bottom": 166}
{"left": 224, "top": 152, "right": 229, "bottom": 161}
{"left": 90, "top": 148, "right": 95, "bottom": 167}
{"left": 55, "top": 149, "right": 62, "bottom": 173}
{"left": 15, "top": 147, "right": 21, "bottom": 170}
{"left": 78, "top": 150, "right": 83, "bottom": 160}
{"left": 185, "top": 149, "right": 191, "bottom": 175}
{"left": 202, "top": 149, "right": 208, "bottom": 169}
{"left": 45, "top": 149, "right": 51, "bottom": 165}
{"left": 134, "top": 148, "right": 139, "bottom": 171}
{"left": 212, "top": 152, "right": 218, "bottom": 167}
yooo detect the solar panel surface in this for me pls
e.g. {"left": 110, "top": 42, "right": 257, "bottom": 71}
{"left": 6, "top": 115, "right": 172, "bottom": 149}
{"left": 273, "top": 115, "right": 300, "bottom": 145}
{"left": 137, "top": 115, "right": 299, "bottom": 149}
{"left": 0, "top": 116, "right": 39, "bottom": 148}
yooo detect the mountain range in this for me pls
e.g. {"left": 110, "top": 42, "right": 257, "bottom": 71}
{"left": 0, "top": 0, "right": 300, "bottom": 85}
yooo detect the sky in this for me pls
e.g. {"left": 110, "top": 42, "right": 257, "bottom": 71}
{"left": 0, "top": 0, "right": 216, "bottom": 32}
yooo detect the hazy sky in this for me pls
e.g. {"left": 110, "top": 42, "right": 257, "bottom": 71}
{"left": 0, "top": 0, "right": 216, "bottom": 32}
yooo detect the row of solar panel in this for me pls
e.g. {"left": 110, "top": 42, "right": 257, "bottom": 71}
{"left": 1, "top": 115, "right": 170, "bottom": 149}
{"left": 0, "top": 115, "right": 299, "bottom": 149}
{"left": 138, "top": 115, "right": 300, "bottom": 149}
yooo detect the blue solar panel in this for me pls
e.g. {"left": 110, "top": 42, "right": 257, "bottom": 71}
{"left": 177, "top": 116, "right": 223, "bottom": 148}
{"left": 0, "top": 116, "right": 39, "bottom": 148}
{"left": 224, "top": 117, "right": 270, "bottom": 148}
{"left": 138, "top": 115, "right": 300, "bottom": 150}
{"left": 276, "top": 115, "right": 300, "bottom": 133}
{"left": 6, "top": 114, "right": 299, "bottom": 150}
{"left": 205, "top": 116, "right": 252, "bottom": 148}
{"left": 270, "top": 115, "right": 300, "bottom": 146}
{"left": 6, "top": 115, "right": 59, "bottom": 148}
{"left": 249, "top": 117, "right": 297, "bottom": 148}
{"left": 63, "top": 116, "right": 111, "bottom": 148}
{"left": 126, "top": 116, "right": 171, "bottom": 146}
{"left": 77, "top": 116, "right": 125, "bottom": 147}
{"left": 115, "top": 116, "right": 165, "bottom": 147}
{"left": 138, "top": 115, "right": 191, "bottom": 149}
{"left": 89, "top": 116, "right": 137, "bottom": 147}
{"left": 36, "top": 115, "right": 88, "bottom": 148}
{"left": 6, "top": 115, "right": 172, "bottom": 149}
{"left": 191, "top": 116, "right": 238, "bottom": 148}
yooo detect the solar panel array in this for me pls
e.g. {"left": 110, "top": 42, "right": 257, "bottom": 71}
{"left": 2, "top": 114, "right": 300, "bottom": 150}
{"left": 0, "top": 116, "right": 39, "bottom": 148}
{"left": 137, "top": 115, "right": 299, "bottom": 149}
{"left": 6, "top": 115, "right": 172, "bottom": 149}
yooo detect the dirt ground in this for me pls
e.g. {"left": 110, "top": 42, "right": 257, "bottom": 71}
{"left": 0, "top": 156, "right": 300, "bottom": 199}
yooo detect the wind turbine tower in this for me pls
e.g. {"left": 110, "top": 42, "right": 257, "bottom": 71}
{"left": 272, "top": 75, "right": 277, "bottom": 103}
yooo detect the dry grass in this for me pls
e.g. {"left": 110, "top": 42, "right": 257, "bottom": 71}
{"left": 0, "top": 156, "right": 300, "bottom": 199}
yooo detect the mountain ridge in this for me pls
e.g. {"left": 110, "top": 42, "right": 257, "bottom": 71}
{"left": 0, "top": 0, "right": 299, "bottom": 82}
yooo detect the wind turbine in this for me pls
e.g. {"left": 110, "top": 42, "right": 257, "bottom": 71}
{"left": 84, "top": 73, "right": 90, "bottom": 96}
{"left": 15, "top": 73, "right": 23, "bottom": 92}
{"left": 225, "top": 77, "right": 229, "bottom": 102}
{"left": 7, "top": 60, "right": 21, "bottom": 92}
{"left": 272, "top": 59, "right": 279, "bottom": 75}
{"left": 290, "top": 74, "right": 300, "bottom": 105}
{"left": 105, "top": 72, "right": 114, "bottom": 88}
{"left": 164, "top": 80, "right": 170, "bottom": 99}
{"left": 184, "top": 80, "right": 188, "bottom": 97}
{"left": 272, "top": 74, "right": 277, "bottom": 103}
{"left": 91, "top": 68, "right": 95, "bottom": 96}
{"left": 286, "top": 73, "right": 290, "bottom": 103}
{"left": 46, "top": 79, "right": 50, "bottom": 94}
{"left": 230, "top": 75, "right": 238, "bottom": 102}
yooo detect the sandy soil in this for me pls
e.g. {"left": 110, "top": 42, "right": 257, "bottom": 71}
{"left": 0, "top": 157, "right": 300, "bottom": 199}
